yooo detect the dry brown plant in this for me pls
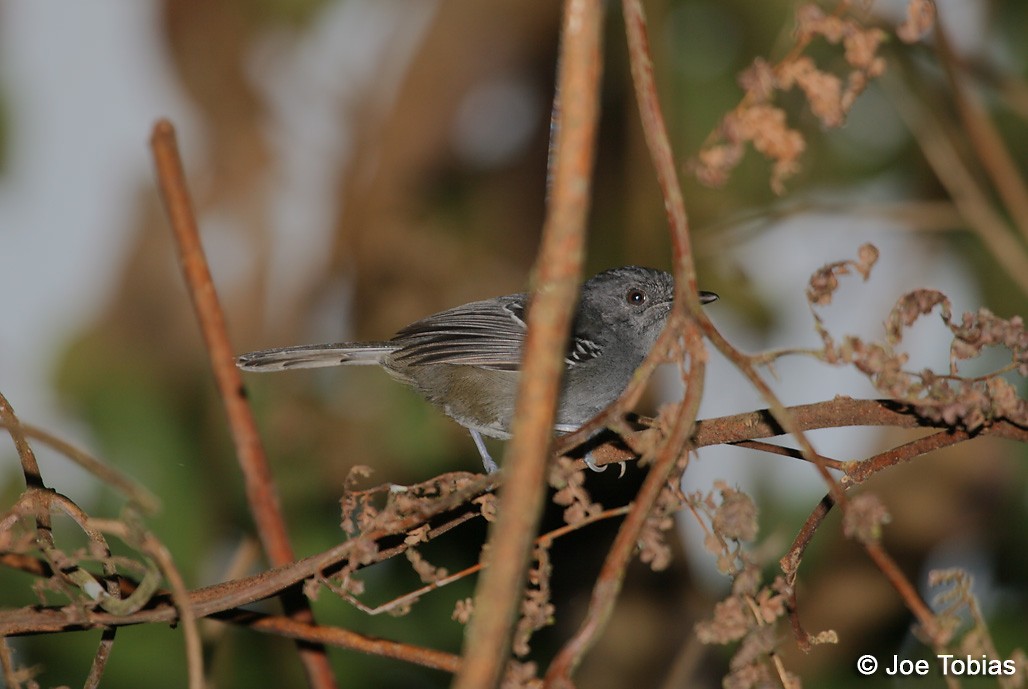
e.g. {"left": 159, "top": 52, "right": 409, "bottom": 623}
{"left": 1, "top": 1, "right": 1025, "bottom": 688}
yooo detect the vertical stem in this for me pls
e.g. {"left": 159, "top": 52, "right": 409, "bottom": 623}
{"left": 150, "top": 120, "right": 337, "bottom": 689}
{"left": 451, "top": 2, "right": 605, "bottom": 688}
{"left": 544, "top": 319, "right": 705, "bottom": 686}
{"left": 622, "top": 0, "right": 698, "bottom": 305}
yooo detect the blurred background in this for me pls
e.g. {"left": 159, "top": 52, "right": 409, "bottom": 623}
{"left": 0, "top": 0, "right": 1025, "bottom": 687}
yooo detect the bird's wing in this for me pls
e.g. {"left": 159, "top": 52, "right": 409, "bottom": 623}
{"left": 389, "top": 296, "right": 528, "bottom": 371}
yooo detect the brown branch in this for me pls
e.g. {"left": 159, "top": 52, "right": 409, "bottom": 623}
{"left": 149, "top": 119, "right": 336, "bottom": 689}
{"left": 31, "top": 491, "right": 117, "bottom": 611}
{"left": 932, "top": 2, "right": 1028, "bottom": 244}
{"left": 344, "top": 506, "right": 631, "bottom": 617}
{"left": 693, "top": 306, "right": 951, "bottom": 643}
{"left": 451, "top": 2, "right": 605, "bottom": 688}
{"left": 0, "top": 638, "right": 23, "bottom": 688}
{"left": 541, "top": 2, "right": 714, "bottom": 683}
{"left": 621, "top": 0, "right": 698, "bottom": 300}
{"left": 885, "top": 71, "right": 1028, "bottom": 296}
{"left": 782, "top": 493, "right": 835, "bottom": 652}
{"left": 0, "top": 473, "right": 497, "bottom": 637}
{"left": 214, "top": 609, "right": 462, "bottom": 674}
{"left": 692, "top": 397, "right": 920, "bottom": 443}
{"left": 699, "top": 320, "right": 849, "bottom": 505}
{"left": 0, "top": 393, "right": 60, "bottom": 620}
{"left": 83, "top": 627, "right": 116, "bottom": 689}
{"left": 0, "top": 561, "right": 454, "bottom": 676}
{"left": 779, "top": 426, "right": 991, "bottom": 650}
{"left": 729, "top": 439, "right": 848, "bottom": 472}
{"left": 0, "top": 598, "right": 460, "bottom": 677}
{"left": 0, "top": 421, "right": 160, "bottom": 514}
{"left": 0, "top": 482, "right": 630, "bottom": 677}
{"left": 0, "top": 392, "right": 45, "bottom": 491}
{"left": 1, "top": 481, "right": 479, "bottom": 673}
{"left": 586, "top": 397, "right": 1028, "bottom": 471}
{"left": 863, "top": 539, "right": 940, "bottom": 637}
{"left": 844, "top": 427, "right": 975, "bottom": 483}
{"left": 143, "top": 530, "right": 203, "bottom": 689}
{"left": 2, "top": 396, "right": 1018, "bottom": 674}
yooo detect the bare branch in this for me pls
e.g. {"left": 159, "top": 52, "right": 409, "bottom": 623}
{"left": 453, "top": 2, "right": 605, "bottom": 687}
{"left": 150, "top": 119, "right": 336, "bottom": 689}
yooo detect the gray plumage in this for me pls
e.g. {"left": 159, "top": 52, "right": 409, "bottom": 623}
{"left": 237, "top": 266, "right": 717, "bottom": 472}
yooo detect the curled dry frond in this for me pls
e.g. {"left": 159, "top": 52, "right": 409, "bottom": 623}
{"left": 806, "top": 242, "right": 879, "bottom": 307}
{"left": 691, "top": 2, "right": 897, "bottom": 192}
{"left": 928, "top": 568, "right": 1027, "bottom": 673}
{"left": 805, "top": 245, "right": 1027, "bottom": 432}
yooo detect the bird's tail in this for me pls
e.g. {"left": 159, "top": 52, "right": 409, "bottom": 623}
{"left": 236, "top": 342, "right": 394, "bottom": 372}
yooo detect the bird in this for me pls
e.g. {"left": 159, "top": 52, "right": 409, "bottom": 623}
{"left": 237, "top": 266, "right": 717, "bottom": 473}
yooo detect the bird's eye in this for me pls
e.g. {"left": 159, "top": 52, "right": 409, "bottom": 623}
{"left": 625, "top": 288, "right": 647, "bottom": 306}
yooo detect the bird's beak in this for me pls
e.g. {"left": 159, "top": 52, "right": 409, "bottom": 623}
{"left": 699, "top": 291, "right": 719, "bottom": 304}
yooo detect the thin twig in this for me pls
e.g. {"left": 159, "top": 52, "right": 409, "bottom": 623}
{"left": 83, "top": 627, "right": 116, "bottom": 689}
{"left": 2, "top": 398, "right": 1019, "bottom": 674}
{"left": 622, "top": 0, "right": 698, "bottom": 300}
{"left": 885, "top": 71, "right": 1028, "bottom": 297}
{"left": 779, "top": 428, "right": 983, "bottom": 649}
{"left": 863, "top": 541, "right": 939, "bottom": 635}
{"left": 932, "top": 3, "right": 1028, "bottom": 243}
{"left": 700, "top": 322, "right": 849, "bottom": 503}
{"left": 586, "top": 397, "right": 1027, "bottom": 470}
{"left": 0, "top": 392, "right": 60, "bottom": 612}
{"left": 0, "top": 421, "right": 160, "bottom": 513}
{"left": 0, "top": 392, "right": 45, "bottom": 490}
{"left": 545, "top": 317, "right": 706, "bottom": 687}
{"left": 142, "top": 530, "right": 204, "bottom": 689}
{"left": 844, "top": 428, "right": 973, "bottom": 483}
{"left": 700, "top": 320, "right": 945, "bottom": 640}
{"left": 214, "top": 608, "right": 462, "bottom": 673}
{"left": 782, "top": 492, "right": 835, "bottom": 651}
{"left": 0, "top": 638, "right": 23, "bottom": 689}
{"left": 729, "top": 439, "right": 848, "bottom": 472}
{"left": 346, "top": 505, "right": 631, "bottom": 617}
{"left": 149, "top": 119, "right": 336, "bottom": 689}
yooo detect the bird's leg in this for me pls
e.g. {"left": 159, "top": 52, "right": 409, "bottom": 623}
{"left": 469, "top": 429, "right": 499, "bottom": 474}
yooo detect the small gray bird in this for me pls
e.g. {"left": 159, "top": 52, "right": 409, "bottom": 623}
{"left": 237, "top": 266, "right": 717, "bottom": 472}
